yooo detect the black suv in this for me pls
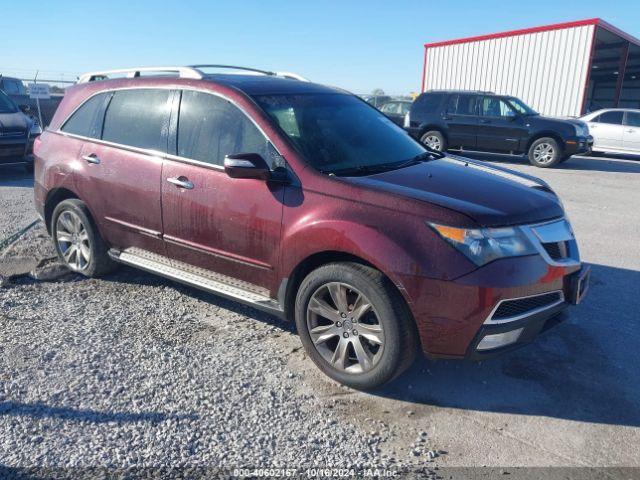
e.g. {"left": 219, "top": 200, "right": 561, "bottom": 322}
{"left": 405, "top": 90, "right": 592, "bottom": 167}
{"left": 0, "top": 88, "right": 40, "bottom": 172}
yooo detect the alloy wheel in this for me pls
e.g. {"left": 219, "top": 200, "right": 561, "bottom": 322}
{"left": 423, "top": 135, "right": 442, "bottom": 151}
{"left": 56, "top": 210, "right": 91, "bottom": 271}
{"left": 533, "top": 142, "right": 556, "bottom": 164}
{"left": 306, "top": 282, "right": 385, "bottom": 374}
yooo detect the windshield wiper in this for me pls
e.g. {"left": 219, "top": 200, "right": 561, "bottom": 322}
{"left": 326, "top": 150, "right": 443, "bottom": 177}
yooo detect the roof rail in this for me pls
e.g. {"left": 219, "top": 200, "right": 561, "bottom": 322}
{"left": 189, "top": 65, "right": 309, "bottom": 82}
{"left": 77, "top": 66, "right": 203, "bottom": 84}
{"left": 77, "top": 65, "right": 309, "bottom": 84}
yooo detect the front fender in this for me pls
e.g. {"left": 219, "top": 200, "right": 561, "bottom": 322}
{"left": 280, "top": 190, "right": 477, "bottom": 305}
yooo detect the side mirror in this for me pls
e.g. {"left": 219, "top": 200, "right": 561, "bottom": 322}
{"left": 19, "top": 104, "right": 31, "bottom": 114}
{"left": 224, "top": 153, "right": 271, "bottom": 180}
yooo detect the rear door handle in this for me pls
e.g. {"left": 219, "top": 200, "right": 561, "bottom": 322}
{"left": 627, "top": 129, "right": 636, "bottom": 133}
{"left": 480, "top": 119, "right": 491, "bottom": 124}
{"left": 166, "top": 177, "right": 194, "bottom": 190}
{"left": 82, "top": 154, "right": 101, "bottom": 164}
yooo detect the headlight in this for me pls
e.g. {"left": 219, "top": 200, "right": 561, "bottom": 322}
{"left": 574, "top": 123, "right": 588, "bottom": 137}
{"left": 29, "top": 123, "right": 43, "bottom": 136}
{"left": 428, "top": 222, "right": 537, "bottom": 266}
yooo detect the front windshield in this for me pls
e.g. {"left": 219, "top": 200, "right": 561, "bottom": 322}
{"left": 0, "top": 90, "right": 18, "bottom": 114}
{"left": 506, "top": 97, "right": 537, "bottom": 115}
{"left": 253, "top": 93, "right": 428, "bottom": 174}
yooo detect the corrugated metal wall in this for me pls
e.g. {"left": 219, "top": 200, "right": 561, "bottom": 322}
{"left": 423, "top": 24, "right": 595, "bottom": 117}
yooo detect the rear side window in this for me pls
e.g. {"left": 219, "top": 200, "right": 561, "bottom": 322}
{"left": 102, "top": 89, "right": 171, "bottom": 151}
{"left": 594, "top": 111, "right": 624, "bottom": 125}
{"left": 414, "top": 93, "right": 444, "bottom": 114}
{"left": 61, "top": 93, "right": 108, "bottom": 138}
{"left": 177, "top": 90, "right": 269, "bottom": 167}
{"left": 446, "top": 94, "right": 478, "bottom": 116}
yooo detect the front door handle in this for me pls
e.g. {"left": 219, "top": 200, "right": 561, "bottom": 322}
{"left": 627, "top": 129, "right": 636, "bottom": 133}
{"left": 480, "top": 119, "right": 491, "bottom": 124}
{"left": 166, "top": 176, "right": 194, "bottom": 190}
{"left": 82, "top": 154, "right": 101, "bottom": 164}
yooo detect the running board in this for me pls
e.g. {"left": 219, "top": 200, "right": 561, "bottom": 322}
{"left": 109, "top": 247, "right": 284, "bottom": 317}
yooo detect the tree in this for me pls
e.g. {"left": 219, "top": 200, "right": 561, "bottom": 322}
{"left": 371, "top": 88, "right": 385, "bottom": 96}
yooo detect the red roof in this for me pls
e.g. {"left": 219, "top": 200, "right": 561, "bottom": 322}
{"left": 424, "top": 18, "right": 640, "bottom": 49}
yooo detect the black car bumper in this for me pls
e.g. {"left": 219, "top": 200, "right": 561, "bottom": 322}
{"left": 564, "top": 135, "right": 593, "bottom": 156}
{"left": 0, "top": 136, "right": 33, "bottom": 165}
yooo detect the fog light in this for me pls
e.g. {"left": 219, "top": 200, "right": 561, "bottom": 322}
{"left": 476, "top": 328, "right": 524, "bottom": 351}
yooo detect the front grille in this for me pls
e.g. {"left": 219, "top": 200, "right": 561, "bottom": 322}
{"left": 0, "top": 131, "right": 26, "bottom": 138}
{"left": 543, "top": 241, "right": 568, "bottom": 260}
{"left": 492, "top": 291, "right": 563, "bottom": 320}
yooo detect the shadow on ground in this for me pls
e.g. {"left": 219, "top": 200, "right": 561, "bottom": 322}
{"left": 377, "top": 263, "right": 640, "bottom": 428}
{"left": 462, "top": 151, "right": 640, "bottom": 173}
{"left": 0, "top": 401, "right": 197, "bottom": 424}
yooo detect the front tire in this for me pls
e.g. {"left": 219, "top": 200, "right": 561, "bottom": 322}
{"left": 51, "top": 199, "right": 117, "bottom": 277}
{"left": 295, "top": 262, "right": 417, "bottom": 390}
{"left": 528, "top": 137, "right": 562, "bottom": 167}
{"left": 420, "top": 130, "right": 447, "bottom": 152}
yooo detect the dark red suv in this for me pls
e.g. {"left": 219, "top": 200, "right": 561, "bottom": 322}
{"left": 33, "top": 66, "right": 590, "bottom": 389}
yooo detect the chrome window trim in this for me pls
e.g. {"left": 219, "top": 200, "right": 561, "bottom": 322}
{"left": 55, "top": 84, "right": 283, "bottom": 171}
{"left": 483, "top": 290, "right": 565, "bottom": 325}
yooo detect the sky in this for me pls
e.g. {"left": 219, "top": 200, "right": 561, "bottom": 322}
{"left": 4, "top": 0, "right": 640, "bottom": 95}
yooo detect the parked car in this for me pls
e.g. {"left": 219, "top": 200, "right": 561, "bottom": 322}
{"left": 0, "top": 75, "right": 64, "bottom": 127}
{"left": 580, "top": 109, "right": 640, "bottom": 156}
{"left": 379, "top": 100, "right": 412, "bottom": 126}
{"left": 34, "top": 66, "right": 589, "bottom": 389}
{"left": 405, "top": 90, "right": 593, "bottom": 167}
{"left": 361, "top": 94, "right": 392, "bottom": 108}
{"left": 0, "top": 88, "right": 41, "bottom": 172}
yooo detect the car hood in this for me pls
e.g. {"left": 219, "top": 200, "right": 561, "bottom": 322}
{"left": 530, "top": 114, "right": 586, "bottom": 129}
{"left": 343, "top": 155, "right": 565, "bottom": 227}
{"left": 0, "top": 111, "right": 30, "bottom": 135}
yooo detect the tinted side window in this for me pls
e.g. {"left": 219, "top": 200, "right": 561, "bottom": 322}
{"left": 597, "top": 111, "right": 624, "bottom": 125}
{"left": 626, "top": 112, "right": 640, "bottom": 127}
{"left": 102, "top": 89, "right": 171, "bottom": 151}
{"left": 456, "top": 95, "right": 477, "bottom": 115}
{"left": 177, "top": 90, "right": 269, "bottom": 167}
{"left": 415, "top": 93, "right": 443, "bottom": 114}
{"left": 446, "top": 94, "right": 477, "bottom": 115}
{"left": 481, "top": 97, "right": 515, "bottom": 117}
{"left": 1, "top": 79, "right": 22, "bottom": 95}
{"left": 61, "top": 93, "right": 108, "bottom": 138}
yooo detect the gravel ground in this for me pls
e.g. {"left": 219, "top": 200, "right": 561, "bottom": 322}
{"left": 1, "top": 155, "right": 639, "bottom": 477}
{"left": 0, "top": 165, "right": 36, "bottom": 240}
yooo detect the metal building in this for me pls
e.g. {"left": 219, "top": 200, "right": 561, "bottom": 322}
{"left": 421, "top": 18, "right": 640, "bottom": 117}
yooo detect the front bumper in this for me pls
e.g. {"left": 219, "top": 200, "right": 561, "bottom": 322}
{"left": 405, "top": 217, "right": 588, "bottom": 359}
{"left": 465, "top": 264, "right": 589, "bottom": 359}
{"left": 0, "top": 134, "right": 33, "bottom": 165}
{"left": 564, "top": 135, "right": 593, "bottom": 155}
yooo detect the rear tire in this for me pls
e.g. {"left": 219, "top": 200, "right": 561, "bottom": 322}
{"left": 420, "top": 130, "right": 447, "bottom": 152}
{"left": 51, "top": 199, "right": 117, "bottom": 277}
{"left": 294, "top": 262, "right": 417, "bottom": 390}
{"left": 528, "top": 137, "right": 562, "bottom": 168}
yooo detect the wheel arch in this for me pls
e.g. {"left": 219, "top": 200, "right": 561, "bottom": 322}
{"left": 44, "top": 187, "right": 80, "bottom": 234}
{"left": 526, "top": 131, "right": 565, "bottom": 153}
{"left": 281, "top": 250, "right": 414, "bottom": 329}
{"left": 419, "top": 124, "right": 448, "bottom": 142}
